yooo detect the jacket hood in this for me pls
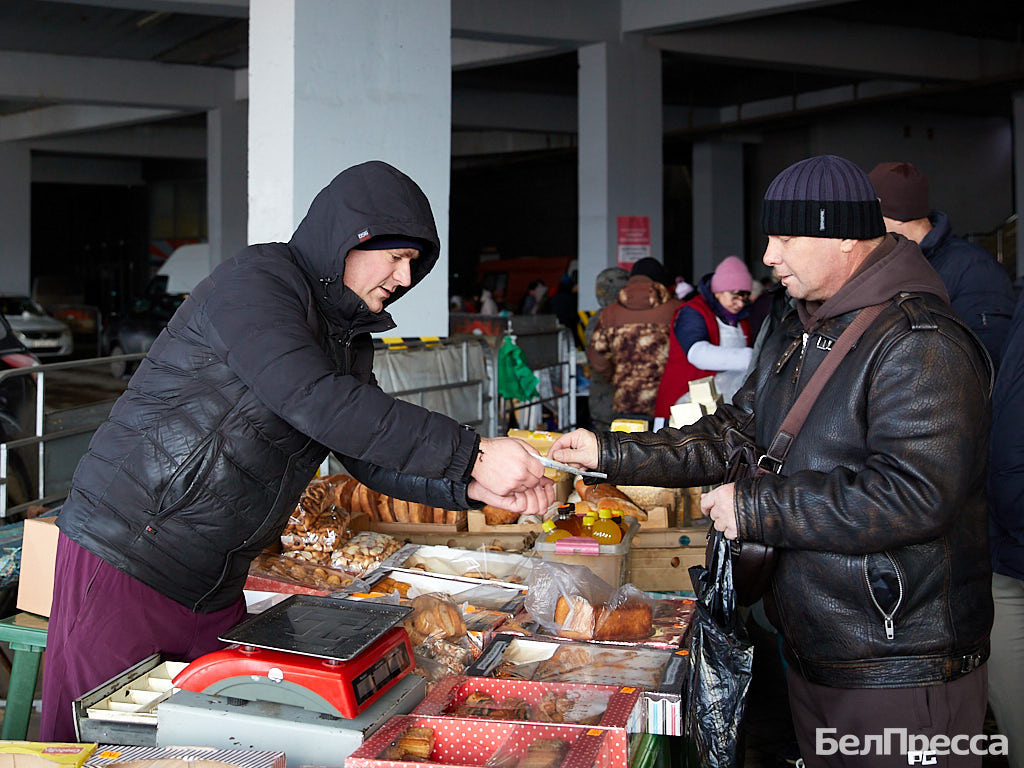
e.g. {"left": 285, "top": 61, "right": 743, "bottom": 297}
{"left": 618, "top": 275, "right": 671, "bottom": 310}
{"left": 288, "top": 160, "right": 440, "bottom": 324}
{"left": 918, "top": 208, "right": 952, "bottom": 259}
{"left": 797, "top": 233, "right": 950, "bottom": 331}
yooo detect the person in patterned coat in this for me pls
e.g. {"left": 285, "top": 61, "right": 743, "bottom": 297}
{"left": 586, "top": 257, "right": 681, "bottom": 420}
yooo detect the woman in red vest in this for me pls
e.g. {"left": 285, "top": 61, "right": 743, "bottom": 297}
{"left": 655, "top": 255, "right": 754, "bottom": 418}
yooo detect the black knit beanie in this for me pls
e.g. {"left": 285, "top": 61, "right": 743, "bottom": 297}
{"left": 761, "top": 155, "right": 885, "bottom": 239}
{"left": 630, "top": 257, "right": 666, "bottom": 284}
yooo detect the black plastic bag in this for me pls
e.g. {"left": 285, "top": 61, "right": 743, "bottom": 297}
{"left": 683, "top": 529, "right": 755, "bottom": 768}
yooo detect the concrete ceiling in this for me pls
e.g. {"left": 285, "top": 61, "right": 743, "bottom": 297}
{"left": 1, "top": 0, "right": 1022, "bottom": 156}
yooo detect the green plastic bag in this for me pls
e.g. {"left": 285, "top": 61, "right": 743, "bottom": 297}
{"left": 497, "top": 336, "right": 539, "bottom": 401}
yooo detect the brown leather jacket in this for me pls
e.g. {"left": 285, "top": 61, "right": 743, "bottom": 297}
{"left": 596, "top": 237, "right": 993, "bottom": 688}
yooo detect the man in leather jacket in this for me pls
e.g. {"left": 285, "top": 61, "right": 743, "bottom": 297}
{"left": 552, "top": 156, "right": 994, "bottom": 767}
{"left": 41, "top": 161, "right": 554, "bottom": 741}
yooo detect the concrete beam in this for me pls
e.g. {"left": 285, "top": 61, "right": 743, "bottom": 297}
{"left": 0, "top": 50, "right": 237, "bottom": 109}
{"left": 67, "top": 0, "right": 248, "bottom": 17}
{"left": 451, "top": 0, "right": 618, "bottom": 45}
{"left": 28, "top": 123, "right": 206, "bottom": 159}
{"left": 621, "top": 0, "right": 845, "bottom": 32}
{"left": 452, "top": 39, "right": 563, "bottom": 70}
{"left": 0, "top": 105, "right": 180, "bottom": 142}
{"left": 651, "top": 17, "right": 1020, "bottom": 82}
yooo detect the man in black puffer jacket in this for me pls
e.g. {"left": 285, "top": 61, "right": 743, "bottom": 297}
{"left": 41, "top": 161, "right": 553, "bottom": 741}
{"left": 552, "top": 156, "right": 995, "bottom": 766}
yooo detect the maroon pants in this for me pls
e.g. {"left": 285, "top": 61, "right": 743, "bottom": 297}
{"left": 787, "top": 665, "right": 989, "bottom": 768}
{"left": 40, "top": 533, "right": 246, "bottom": 741}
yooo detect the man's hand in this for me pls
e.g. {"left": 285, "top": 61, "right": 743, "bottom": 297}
{"left": 548, "top": 429, "right": 599, "bottom": 469}
{"left": 471, "top": 436, "right": 547, "bottom": 496}
{"left": 468, "top": 478, "right": 554, "bottom": 518}
{"left": 701, "top": 482, "right": 738, "bottom": 540}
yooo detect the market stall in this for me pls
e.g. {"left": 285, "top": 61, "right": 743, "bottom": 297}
{"left": 27, "top": 430, "right": 702, "bottom": 768}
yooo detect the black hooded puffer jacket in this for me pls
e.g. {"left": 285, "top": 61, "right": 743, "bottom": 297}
{"left": 57, "top": 161, "right": 479, "bottom": 612}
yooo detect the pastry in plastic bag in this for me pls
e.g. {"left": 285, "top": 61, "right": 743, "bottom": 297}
{"left": 328, "top": 531, "right": 403, "bottom": 575}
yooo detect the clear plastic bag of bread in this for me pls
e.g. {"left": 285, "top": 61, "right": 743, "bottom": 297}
{"left": 249, "top": 552, "right": 356, "bottom": 592}
{"left": 280, "top": 474, "right": 356, "bottom": 554}
{"left": 524, "top": 560, "right": 654, "bottom": 642}
{"left": 328, "top": 531, "right": 403, "bottom": 576}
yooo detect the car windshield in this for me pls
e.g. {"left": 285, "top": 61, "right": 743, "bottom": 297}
{"left": 0, "top": 297, "right": 46, "bottom": 317}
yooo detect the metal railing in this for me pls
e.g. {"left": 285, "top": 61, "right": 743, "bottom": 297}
{"left": 1, "top": 330, "right": 577, "bottom": 518}
{"left": 0, "top": 352, "right": 145, "bottom": 518}
{"left": 495, "top": 321, "right": 577, "bottom": 434}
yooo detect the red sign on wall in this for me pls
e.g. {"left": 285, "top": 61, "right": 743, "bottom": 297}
{"left": 617, "top": 216, "right": 650, "bottom": 270}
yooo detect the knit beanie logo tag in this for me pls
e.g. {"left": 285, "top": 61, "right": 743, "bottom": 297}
{"left": 820, "top": 208, "right": 826, "bottom": 232}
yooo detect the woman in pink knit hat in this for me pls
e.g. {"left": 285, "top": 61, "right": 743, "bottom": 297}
{"left": 654, "top": 255, "right": 754, "bottom": 417}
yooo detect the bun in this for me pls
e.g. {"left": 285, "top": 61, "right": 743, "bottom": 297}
{"left": 482, "top": 505, "right": 519, "bottom": 525}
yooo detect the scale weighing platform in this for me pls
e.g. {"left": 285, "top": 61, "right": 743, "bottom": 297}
{"left": 174, "top": 594, "right": 415, "bottom": 718}
{"left": 155, "top": 595, "right": 425, "bottom": 768}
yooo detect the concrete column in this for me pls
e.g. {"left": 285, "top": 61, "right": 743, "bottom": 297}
{"left": 692, "top": 140, "right": 745, "bottom": 281}
{"left": 248, "top": 0, "right": 451, "bottom": 337}
{"left": 207, "top": 101, "right": 248, "bottom": 268}
{"left": 0, "top": 143, "right": 31, "bottom": 295}
{"left": 1014, "top": 92, "right": 1024, "bottom": 281}
{"left": 577, "top": 38, "right": 662, "bottom": 311}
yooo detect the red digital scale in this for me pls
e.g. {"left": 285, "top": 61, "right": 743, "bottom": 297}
{"left": 173, "top": 595, "right": 414, "bottom": 719}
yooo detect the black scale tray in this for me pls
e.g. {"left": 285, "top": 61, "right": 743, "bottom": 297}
{"left": 219, "top": 594, "right": 412, "bottom": 662}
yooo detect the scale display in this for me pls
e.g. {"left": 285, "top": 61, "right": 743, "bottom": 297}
{"left": 220, "top": 595, "right": 412, "bottom": 661}
{"left": 352, "top": 643, "right": 411, "bottom": 707}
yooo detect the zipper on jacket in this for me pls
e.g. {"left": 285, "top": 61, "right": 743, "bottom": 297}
{"left": 863, "top": 552, "right": 904, "bottom": 639}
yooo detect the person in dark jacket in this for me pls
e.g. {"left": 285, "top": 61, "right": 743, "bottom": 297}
{"left": 869, "top": 161, "right": 1016, "bottom": 371}
{"left": 552, "top": 156, "right": 995, "bottom": 765}
{"left": 987, "top": 289, "right": 1024, "bottom": 767}
{"left": 40, "top": 161, "right": 553, "bottom": 741}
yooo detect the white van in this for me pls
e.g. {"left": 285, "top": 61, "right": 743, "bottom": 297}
{"left": 156, "top": 242, "right": 211, "bottom": 295}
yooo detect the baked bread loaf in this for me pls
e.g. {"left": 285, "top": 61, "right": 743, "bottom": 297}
{"left": 482, "top": 505, "right": 520, "bottom": 525}
{"left": 574, "top": 479, "right": 647, "bottom": 521}
{"left": 554, "top": 595, "right": 652, "bottom": 641}
{"left": 554, "top": 595, "right": 596, "bottom": 640}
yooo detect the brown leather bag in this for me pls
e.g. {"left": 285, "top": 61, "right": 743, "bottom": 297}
{"left": 715, "top": 301, "right": 889, "bottom": 606}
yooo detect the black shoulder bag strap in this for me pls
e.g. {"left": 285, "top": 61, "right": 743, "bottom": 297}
{"left": 727, "top": 299, "right": 890, "bottom": 606}
{"left": 759, "top": 300, "right": 890, "bottom": 472}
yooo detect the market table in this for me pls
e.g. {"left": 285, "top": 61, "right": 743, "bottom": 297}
{"left": 0, "top": 611, "right": 48, "bottom": 739}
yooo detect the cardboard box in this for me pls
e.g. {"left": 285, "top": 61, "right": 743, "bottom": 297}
{"left": 17, "top": 516, "right": 60, "bottom": 617}
{"left": 345, "top": 714, "right": 617, "bottom": 768}
{"left": 0, "top": 742, "right": 96, "bottom": 768}
{"left": 628, "top": 547, "right": 705, "bottom": 593}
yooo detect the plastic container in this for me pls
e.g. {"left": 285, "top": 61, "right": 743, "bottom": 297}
{"left": 580, "top": 515, "right": 596, "bottom": 538}
{"left": 541, "top": 520, "right": 571, "bottom": 543}
{"left": 592, "top": 510, "right": 623, "bottom": 545}
{"left": 533, "top": 516, "right": 639, "bottom": 587}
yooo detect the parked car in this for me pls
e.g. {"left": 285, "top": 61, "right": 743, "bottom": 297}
{"left": 0, "top": 295, "right": 74, "bottom": 358}
{"left": 0, "top": 312, "right": 40, "bottom": 509}
{"left": 102, "top": 243, "right": 210, "bottom": 377}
